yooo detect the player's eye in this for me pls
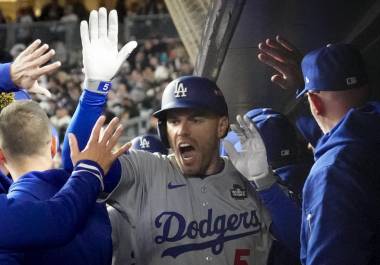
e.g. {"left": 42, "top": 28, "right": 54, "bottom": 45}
{"left": 191, "top": 116, "right": 204, "bottom": 123}
{"left": 167, "top": 118, "right": 180, "bottom": 125}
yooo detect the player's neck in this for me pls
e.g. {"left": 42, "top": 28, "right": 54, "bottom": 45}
{"left": 7, "top": 155, "right": 54, "bottom": 182}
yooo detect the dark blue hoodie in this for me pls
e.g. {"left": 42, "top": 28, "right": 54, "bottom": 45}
{"left": 0, "top": 171, "right": 12, "bottom": 194}
{"left": 301, "top": 102, "right": 380, "bottom": 265}
{"left": 2, "top": 169, "right": 112, "bottom": 265}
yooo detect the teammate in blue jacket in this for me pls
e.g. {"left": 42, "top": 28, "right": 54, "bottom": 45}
{"left": 298, "top": 44, "right": 380, "bottom": 265}
{"left": 0, "top": 40, "right": 112, "bottom": 250}
{"left": 63, "top": 8, "right": 300, "bottom": 264}
{"left": 259, "top": 36, "right": 380, "bottom": 265}
{"left": 0, "top": 101, "right": 129, "bottom": 264}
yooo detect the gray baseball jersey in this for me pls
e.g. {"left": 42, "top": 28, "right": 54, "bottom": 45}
{"left": 105, "top": 150, "right": 272, "bottom": 265}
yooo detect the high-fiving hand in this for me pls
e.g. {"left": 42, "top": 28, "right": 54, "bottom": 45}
{"left": 80, "top": 8, "right": 137, "bottom": 86}
{"left": 224, "top": 115, "right": 276, "bottom": 191}
{"left": 69, "top": 116, "right": 131, "bottom": 175}
{"left": 11, "top": 39, "right": 61, "bottom": 97}
{"left": 257, "top": 35, "right": 304, "bottom": 92}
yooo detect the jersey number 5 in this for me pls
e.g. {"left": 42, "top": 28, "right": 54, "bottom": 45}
{"left": 234, "top": 249, "right": 250, "bottom": 265}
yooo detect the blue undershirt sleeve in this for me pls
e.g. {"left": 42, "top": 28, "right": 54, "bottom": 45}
{"left": 62, "top": 90, "right": 121, "bottom": 193}
{"left": 257, "top": 183, "right": 301, "bottom": 257}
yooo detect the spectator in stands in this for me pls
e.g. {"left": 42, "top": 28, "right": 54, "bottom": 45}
{"left": 40, "top": 0, "right": 64, "bottom": 21}
{"left": 142, "top": 0, "right": 168, "bottom": 15}
{"left": 60, "top": 5, "right": 79, "bottom": 23}
{"left": 115, "top": 0, "right": 128, "bottom": 23}
{"left": 16, "top": 6, "right": 36, "bottom": 23}
{"left": 67, "top": 0, "right": 89, "bottom": 21}
{"left": 50, "top": 104, "right": 71, "bottom": 133}
{"left": 0, "top": 9, "right": 6, "bottom": 23}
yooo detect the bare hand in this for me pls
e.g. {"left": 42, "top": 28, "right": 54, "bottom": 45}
{"left": 257, "top": 35, "right": 304, "bottom": 92}
{"left": 10, "top": 39, "right": 61, "bottom": 97}
{"left": 68, "top": 116, "right": 131, "bottom": 174}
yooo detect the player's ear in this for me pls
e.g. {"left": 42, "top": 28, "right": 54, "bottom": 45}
{"left": 217, "top": 116, "right": 229, "bottom": 138}
{"left": 307, "top": 92, "right": 324, "bottom": 116}
{"left": 51, "top": 136, "right": 57, "bottom": 159}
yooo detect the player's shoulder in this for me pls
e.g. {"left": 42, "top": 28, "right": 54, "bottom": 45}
{"left": 121, "top": 149, "right": 170, "bottom": 164}
{"left": 119, "top": 149, "right": 174, "bottom": 176}
{"left": 9, "top": 169, "right": 68, "bottom": 201}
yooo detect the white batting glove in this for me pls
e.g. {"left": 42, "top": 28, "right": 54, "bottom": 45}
{"left": 224, "top": 115, "right": 276, "bottom": 191}
{"left": 80, "top": 8, "right": 137, "bottom": 93}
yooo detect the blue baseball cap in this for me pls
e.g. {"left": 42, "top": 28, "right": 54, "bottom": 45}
{"left": 235, "top": 108, "right": 298, "bottom": 168}
{"left": 130, "top": 134, "right": 168, "bottom": 155}
{"left": 297, "top": 43, "right": 368, "bottom": 98}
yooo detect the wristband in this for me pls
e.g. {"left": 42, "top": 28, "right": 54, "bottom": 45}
{"left": 250, "top": 171, "right": 277, "bottom": 191}
{"left": 73, "top": 160, "right": 105, "bottom": 191}
{"left": 84, "top": 79, "right": 112, "bottom": 94}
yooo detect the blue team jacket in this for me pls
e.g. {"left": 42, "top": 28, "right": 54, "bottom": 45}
{"left": 0, "top": 171, "right": 12, "bottom": 194}
{"left": 3, "top": 169, "right": 112, "bottom": 265}
{"left": 301, "top": 102, "right": 380, "bottom": 265}
{"left": 0, "top": 63, "right": 20, "bottom": 92}
{"left": 0, "top": 63, "right": 103, "bottom": 250}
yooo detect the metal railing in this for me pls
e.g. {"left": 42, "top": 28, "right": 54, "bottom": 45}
{"left": 120, "top": 110, "right": 154, "bottom": 143}
{"left": 0, "top": 14, "right": 178, "bottom": 51}
{"left": 124, "top": 14, "right": 178, "bottom": 41}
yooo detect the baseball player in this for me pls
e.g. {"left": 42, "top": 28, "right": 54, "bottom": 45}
{"left": 230, "top": 108, "right": 312, "bottom": 265}
{"left": 109, "top": 133, "right": 168, "bottom": 265}
{"left": 0, "top": 101, "right": 128, "bottom": 264}
{"left": 258, "top": 36, "right": 380, "bottom": 264}
{"left": 63, "top": 8, "right": 299, "bottom": 265}
{"left": 0, "top": 40, "right": 112, "bottom": 251}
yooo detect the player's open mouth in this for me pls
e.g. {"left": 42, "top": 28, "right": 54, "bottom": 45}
{"left": 178, "top": 143, "right": 196, "bottom": 160}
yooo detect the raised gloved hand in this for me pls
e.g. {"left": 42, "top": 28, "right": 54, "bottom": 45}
{"left": 80, "top": 8, "right": 137, "bottom": 93}
{"left": 224, "top": 115, "right": 276, "bottom": 191}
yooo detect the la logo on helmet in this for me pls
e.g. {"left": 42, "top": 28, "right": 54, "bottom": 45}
{"left": 140, "top": 138, "right": 150, "bottom": 149}
{"left": 174, "top": 82, "right": 187, "bottom": 98}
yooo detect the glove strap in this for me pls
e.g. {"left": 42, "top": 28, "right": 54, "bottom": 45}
{"left": 251, "top": 170, "right": 277, "bottom": 191}
{"left": 85, "top": 79, "right": 112, "bottom": 94}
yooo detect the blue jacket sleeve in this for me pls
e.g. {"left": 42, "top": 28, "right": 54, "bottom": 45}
{"left": 62, "top": 90, "right": 107, "bottom": 171}
{"left": 0, "top": 63, "right": 20, "bottom": 92}
{"left": 0, "top": 251, "right": 23, "bottom": 265}
{"left": 258, "top": 183, "right": 301, "bottom": 257}
{"left": 301, "top": 165, "right": 374, "bottom": 265}
{"left": 0, "top": 165, "right": 101, "bottom": 249}
{"left": 62, "top": 90, "right": 121, "bottom": 193}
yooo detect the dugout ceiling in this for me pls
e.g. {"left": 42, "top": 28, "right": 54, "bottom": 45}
{"left": 193, "top": 0, "right": 380, "bottom": 119}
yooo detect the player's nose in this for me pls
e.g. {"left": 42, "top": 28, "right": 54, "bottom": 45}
{"left": 177, "top": 120, "right": 191, "bottom": 136}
